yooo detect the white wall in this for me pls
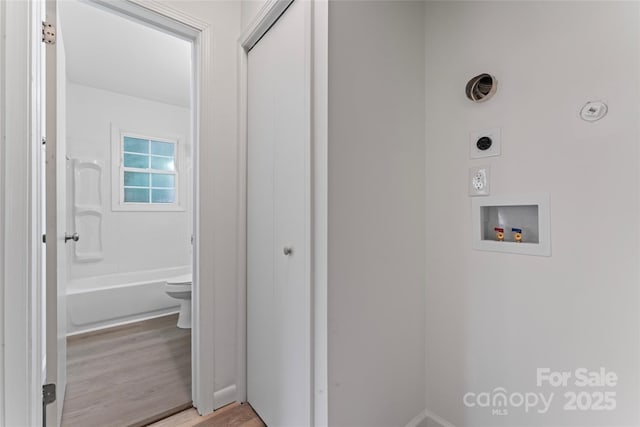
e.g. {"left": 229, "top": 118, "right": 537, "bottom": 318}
{"left": 66, "top": 82, "right": 191, "bottom": 281}
{"left": 327, "top": 2, "right": 426, "bottom": 426}
{"left": 424, "top": 2, "right": 640, "bottom": 426}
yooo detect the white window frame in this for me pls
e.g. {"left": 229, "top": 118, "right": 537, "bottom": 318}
{"left": 111, "top": 125, "right": 186, "bottom": 212}
{"left": 121, "top": 133, "right": 178, "bottom": 205}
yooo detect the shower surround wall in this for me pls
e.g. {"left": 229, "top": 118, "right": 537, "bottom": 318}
{"left": 66, "top": 82, "right": 192, "bottom": 334}
{"left": 424, "top": 2, "right": 640, "bottom": 426}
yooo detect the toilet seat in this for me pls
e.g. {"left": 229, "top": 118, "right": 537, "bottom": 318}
{"left": 165, "top": 283, "right": 190, "bottom": 292}
{"left": 165, "top": 275, "right": 191, "bottom": 293}
{"left": 166, "top": 274, "right": 192, "bottom": 286}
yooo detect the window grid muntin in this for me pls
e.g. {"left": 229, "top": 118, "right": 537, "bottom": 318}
{"left": 122, "top": 135, "right": 178, "bottom": 205}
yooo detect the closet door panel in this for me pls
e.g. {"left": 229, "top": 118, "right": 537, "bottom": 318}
{"left": 247, "top": 31, "right": 276, "bottom": 423}
{"left": 247, "top": 1, "right": 310, "bottom": 426}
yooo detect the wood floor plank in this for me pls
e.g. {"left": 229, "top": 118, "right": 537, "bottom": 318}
{"left": 192, "top": 404, "right": 265, "bottom": 427}
{"left": 149, "top": 403, "right": 266, "bottom": 427}
{"left": 62, "top": 314, "right": 192, "bottom": 427}
{"left": 148, "top": 408, "right": 203, "bottom": 427}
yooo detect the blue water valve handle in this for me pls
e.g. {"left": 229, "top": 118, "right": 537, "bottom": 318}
{"left": 512, "top": 228, "right": 523, "bottom": 243}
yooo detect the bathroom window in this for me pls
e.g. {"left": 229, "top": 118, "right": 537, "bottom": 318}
{"left": 112, "top": 129, "right": 186, "bottom": 211}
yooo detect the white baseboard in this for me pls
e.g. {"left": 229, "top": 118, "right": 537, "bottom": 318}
{"left": 404, "top": 408, "right": 457, "bottom": 427}
{"left": 213, "top": 384, "right": 237, "bottom": 410}
{"left": 66, "top": 310, "right": 180, "bottom": 337}
{"left": 405, "top": 408, "right": 428, "bottom": 427}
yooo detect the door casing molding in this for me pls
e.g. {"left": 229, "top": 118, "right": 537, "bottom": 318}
{"left": 88, "top": 0, "right": 216, "bottom": 414}
{"left": 20, "top": 0, "right": 216, "bottom": 425}
{"left": 3, "top": 0, "right": 43, "bottom": 425}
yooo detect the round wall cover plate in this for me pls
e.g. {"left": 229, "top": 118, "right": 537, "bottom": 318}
{"left": 580, "top": 101, "right": 608, "bottom": 122}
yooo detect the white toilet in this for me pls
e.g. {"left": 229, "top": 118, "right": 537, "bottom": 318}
{"left": 165, "top": 274, "right": 192, "bottom": 329}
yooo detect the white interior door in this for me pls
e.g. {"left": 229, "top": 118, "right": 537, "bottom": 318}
{"left": 247, "top": 0, "right": 311, "bottom": 425}
{"left": 45, "top": 0, "right": 68, "bottom": 425}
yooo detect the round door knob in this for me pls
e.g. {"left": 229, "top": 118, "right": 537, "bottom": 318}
{"left": 65, "top": 232, "right": 79, "bottom": 243}
{"left": 283, "top": 246, "right": 293, "bottom": 256}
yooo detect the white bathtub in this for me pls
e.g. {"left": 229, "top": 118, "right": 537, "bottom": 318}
{"left": 66, "top": 266, "right": 190, "bottom": 335}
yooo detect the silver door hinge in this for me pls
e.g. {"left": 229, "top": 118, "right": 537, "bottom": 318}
{"left": 43, "top": 383, "right": 56, "bottom": 405}
{"left": 42, "top": 22, "right": 56, "bottom": 45}
{"left": 42, "top": 383, "right": 56, "bottom": 427}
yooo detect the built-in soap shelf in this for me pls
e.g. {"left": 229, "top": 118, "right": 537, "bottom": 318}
{"left": 72, "top": 159, "right": 104, "bottom": 262}
{"left": 471, "top": 194, "right": 550, "bottom": 256}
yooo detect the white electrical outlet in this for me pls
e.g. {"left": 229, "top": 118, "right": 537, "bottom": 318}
{"left": 469, "top": 166, "right": 490, "bottom": 196}
{"left": 470, "top": 128, "right": 501, "bottom": 159}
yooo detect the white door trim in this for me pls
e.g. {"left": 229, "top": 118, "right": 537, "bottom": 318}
{"left": 310, "top": 2, "right": 329, "bottom": 425}
{"left": 239, "top": 0, "right": 294, "bottom": 51}
{"left": 2, "top": 0, "right": 44, "bottom": 424}
{"left": 33, "top": 0, "right": 218, "bottom": 419}
{"left": 237, "top": 1, "right": 328, "bottom": 424}
{"left": 8, "top": 0, "right": 220, "bottom": 422}
{"left": 100, "top": 0, "right": 217, "bottom": 414}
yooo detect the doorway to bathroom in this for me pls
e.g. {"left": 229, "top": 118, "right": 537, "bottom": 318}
{"left": 44, "top": 1, "right": 202, "bottom": 425}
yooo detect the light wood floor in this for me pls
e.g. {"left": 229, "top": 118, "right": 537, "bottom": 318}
{"left": 150, "top": 403, "right": 265, "bottom": 427}
{"left": 62, "top": 314, "right": 192, "bottom": 427}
